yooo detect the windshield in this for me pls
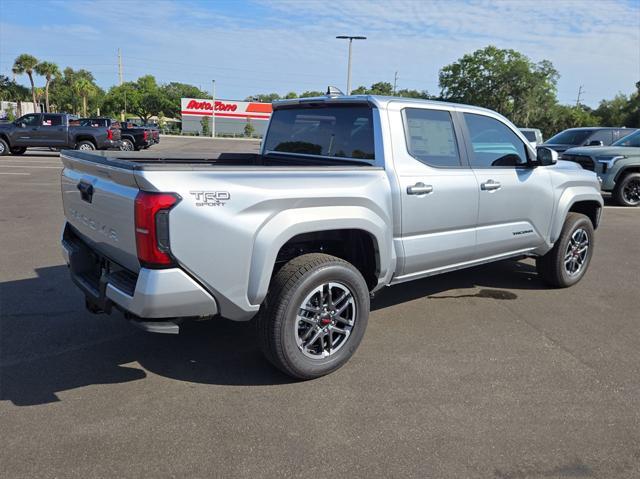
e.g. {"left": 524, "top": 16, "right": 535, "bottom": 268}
{"left": 521, "top": 131, "right": 537, "bottom": 141}
{"left": 546, "top": 129, "right": 593, "bottom": 145}
{"left": 612, "top": 130, "right": 640, "bottom": 147}
{"left": 264, "top": 104, "right": 375, "bottom": 160}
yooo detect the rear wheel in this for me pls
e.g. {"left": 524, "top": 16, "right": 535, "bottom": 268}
{"left": 257, "top": 253, "right": 370, "bottom": 379}
{"left": 10, "top": 146, "right": 26, "bottom": 155}
{"left": 613, "top": 173, "right": 640, "bottom": 207}
{"left": 536, "top": 212, "right": 594, "bottom": 288}
{"left": 120, "top": 138, "right": 134, "bottom": 151}
{"left": 0, "top": 138, "right": 9, "bottom": 156}
{"left": 75, "top": 141, "right": 95, "bottom": 151}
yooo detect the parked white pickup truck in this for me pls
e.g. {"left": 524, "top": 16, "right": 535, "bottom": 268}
{"left": 60, "top": 94, "right": 603, "bottom": 379}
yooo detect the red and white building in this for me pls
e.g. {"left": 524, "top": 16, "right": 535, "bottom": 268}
{"left": 180, "top": 98, "right": 272, "bottom": 136}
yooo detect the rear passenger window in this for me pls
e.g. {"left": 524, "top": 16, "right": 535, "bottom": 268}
{"left": 403, "top": 108, "right": 461, "bottom": 167}
{"left": 42, "top": 114, "right": 63, "bottom": 126}
{"left": 464, "top": 113, "right": 528, "bottom": 168}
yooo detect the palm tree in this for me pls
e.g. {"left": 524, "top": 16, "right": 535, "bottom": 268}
{"left": 73, "top": 78, "right": 95, "bottom": 116}
{"left": 34, "top": 61, "right": 60, "bottom": 112}
{"left": 12, "top": 54, "right": 39, "bottom": 112}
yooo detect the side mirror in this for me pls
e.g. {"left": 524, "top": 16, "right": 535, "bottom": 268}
{"left": 536, "top": 146, "right": 558, "bottom": 166}
{"left": 587, "top": 140, "right": 604, "bottom": 147}
{"left": 17, "top": 122, "right": 26, "bottom": 128}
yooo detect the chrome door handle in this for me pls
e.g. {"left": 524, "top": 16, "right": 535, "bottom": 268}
{"left": 407, "top": 182, "right": 433, "bottom": 195}
{"left": 481, "top": 180, "right": 501, "bottom": 191}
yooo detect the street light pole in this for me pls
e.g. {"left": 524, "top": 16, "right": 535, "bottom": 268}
{"left": 211, "top": 80, "right": 216, "bottom": 138}
{"left": 336, "top": 36, "right": 366, "bottom": 95}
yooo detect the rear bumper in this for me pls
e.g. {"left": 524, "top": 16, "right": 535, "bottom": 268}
{"left": 61, "top": 225, "right": 218, "bottom": 320}
{"left": 100, "top": 139, "right": 123, "bottom": 150}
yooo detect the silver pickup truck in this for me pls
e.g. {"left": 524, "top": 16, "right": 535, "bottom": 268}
{"left": 60, "top": 95, "right": 603, "bottom": 379}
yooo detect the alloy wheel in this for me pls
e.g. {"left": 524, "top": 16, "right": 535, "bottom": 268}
{"left": 564, "top": 228, "right": 589, "bottom": 276}
{"left": 622, "top": 179, "right": 640, "bottom": 205}
{"left": 294, "top": 282, "right": 356, "bottom": 359}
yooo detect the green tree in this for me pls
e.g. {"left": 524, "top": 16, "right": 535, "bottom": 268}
{"left": 49, "top": 68, "right": 101, "bottom": 114}
{"left": 245, "top": 93, "right": 281, "bottom": 102}
{"left": 103, "top": 75, "right": 169, "bottom": 122}
{"left": 73, "top": 78, "right": 96, "bottom": 116}
{"left": 396, "top": 88, "right": 431, "bottom": 99}
{"left": 12, "top": 54, "right": 39, "bottom": 112}
{"left": 0, "top": 75, "right": 30, "bottom": 101}
{"left": 244, "top": 118, "right": 255, "bottom": 137}
{"left": 161, "top": 82, "right": 210, "bottom": 118}
{"left": 200, "top": 116, "right": 210, "bottom": 136}
{"left": 439, "top": 45, "right": 559, "bottom": 126}
{"left": 34, "top": 61, "right": 60, "bottom": 112}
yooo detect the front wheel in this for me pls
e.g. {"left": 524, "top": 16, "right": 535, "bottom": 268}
{"left": 536, "top": 212, "right": 594, "bottom": 288}
{"left": 257, "top": 253, "right": 370, "bottom": 379}
{"left": 0, "top": 138, "right": 9, "bottom": 156}
{"left": 613, "top": 173, "right": 640, "bottom": 207}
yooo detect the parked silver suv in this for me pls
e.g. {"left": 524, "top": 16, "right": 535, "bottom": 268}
{"left": 60, "top": 95, "right": 603, "bottom": 378}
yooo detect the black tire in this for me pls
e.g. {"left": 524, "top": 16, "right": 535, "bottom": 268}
{"left": 75, "top": 140, "right": 95, "bottom": 151}
{"left": 0, "top": 138, "right": 9, "bottom": 156}
{"left": 257, "top": 253, "right": 370, "bottom": 379}
{"left": 613, "top": 172, "right": 640, "bottom": 207}
{"left": 536, "top": 212, "right": 594, "bottom": 288}
{"left": 10, "top": 147, "right": 26, "bottom": 155}
{"left": 120, "top": 138, "right": 135, "bottom": 151}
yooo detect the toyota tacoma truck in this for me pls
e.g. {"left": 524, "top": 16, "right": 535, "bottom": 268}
{"left": 60, "top": 94, "right": 603, "bottom": 379}
{"left": 0, "top": 113, "right": 121, "bottom": 155}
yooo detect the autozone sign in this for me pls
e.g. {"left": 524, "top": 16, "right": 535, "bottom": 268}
{"left": 180, "top": 98, "right": 272, "bottom": 120}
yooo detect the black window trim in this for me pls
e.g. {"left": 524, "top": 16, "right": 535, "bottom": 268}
{"left": 459, "top": 111, "right": 533, "bottom": 170}
{"left": 401, "top": 107, "right": 468, "bottom": 169}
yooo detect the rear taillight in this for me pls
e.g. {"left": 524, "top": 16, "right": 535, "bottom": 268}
{"left": 134, "top": 191, "right": 180, "bottom": 268}
{"left": 143, "top": 130, "right": 149, "bottom": 141}
{"left": 107, "top": 129, "right": 113, "bottom": 140}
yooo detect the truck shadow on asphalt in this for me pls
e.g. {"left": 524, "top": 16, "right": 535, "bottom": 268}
{"left": 1, "top": 260, "right": 544, "bottom": 406}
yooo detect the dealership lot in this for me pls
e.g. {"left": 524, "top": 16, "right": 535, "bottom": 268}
{"left": 1, "top": 137, "right": 639, "bottom": 478}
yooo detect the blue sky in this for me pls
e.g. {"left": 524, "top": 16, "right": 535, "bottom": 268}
{"left": 1, "top": 0, "right": 638, "bottom": 106}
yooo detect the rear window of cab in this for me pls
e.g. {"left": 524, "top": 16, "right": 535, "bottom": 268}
{"left": 264, "top": 104, "right": 375, "bottom": 160}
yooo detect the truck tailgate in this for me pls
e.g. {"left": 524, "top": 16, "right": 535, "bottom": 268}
{"left": 61, "top": 152, "right": 140, "bottom": 272}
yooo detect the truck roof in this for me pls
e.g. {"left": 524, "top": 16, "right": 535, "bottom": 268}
{"left": 273, "top": 94, "right": 498, "bottom": 116}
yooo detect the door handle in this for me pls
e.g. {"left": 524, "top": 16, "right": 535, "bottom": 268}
{"left": 481, "top": 180, "right": 502, "bottom": 191}
{"left": 407, "top": 182, "right": 433, "bottom": 195}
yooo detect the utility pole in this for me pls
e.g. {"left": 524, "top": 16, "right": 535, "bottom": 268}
{"left": 211, "top": 80, "right": 216, "bottom": 138}
{"left": 393, "top": 71, "right": 399, "bottom": 94}
{"left": 118, "top": 48, "right": 123, "bottom": 86}
{"left": 118, "top": 48, "right": 124, "bottom": 121}
{"left": 576, "top": 85, "right": 584, "bottom": 106}
{"left": 336, "top": 36, "right": 367, "bottom": 95}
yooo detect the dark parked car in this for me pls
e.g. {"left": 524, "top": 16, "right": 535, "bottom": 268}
{"left": 80, "top": 118, "right": 154, "bottom": 151}
{"left": 542, "top": 127, "right": 636, "bottom": 158}
{"left": 0, "top": 113, "right": 121, "bottom": 155}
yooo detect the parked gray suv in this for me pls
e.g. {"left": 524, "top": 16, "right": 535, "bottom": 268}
{"left": 59, "top": 95, "right": 603, "bottom": 378}
{"left": 563, "top": 129, "right": 640, "bottom": 206}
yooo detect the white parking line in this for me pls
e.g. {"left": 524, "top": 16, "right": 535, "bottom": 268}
{"left": 604, "top": 206, "right": 639, "bottom": 210}
{"left": 0, "top": 165, "right": 61, "bottom": 169}
{"left": 0, "top": 172, "right": 30, "bottom": 175}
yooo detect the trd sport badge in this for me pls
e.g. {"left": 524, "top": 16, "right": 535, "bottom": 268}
{"left": 190, "top": 191, "right": 230, "bottom": 207}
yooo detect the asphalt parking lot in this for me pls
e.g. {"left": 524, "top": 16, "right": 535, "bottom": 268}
{"left": 1, "top": 136, "right": 639, "bottom": 478}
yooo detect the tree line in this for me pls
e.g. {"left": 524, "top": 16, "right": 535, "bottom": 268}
{"left": 1, "top": 46, "right": 638, "bottom": 137}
